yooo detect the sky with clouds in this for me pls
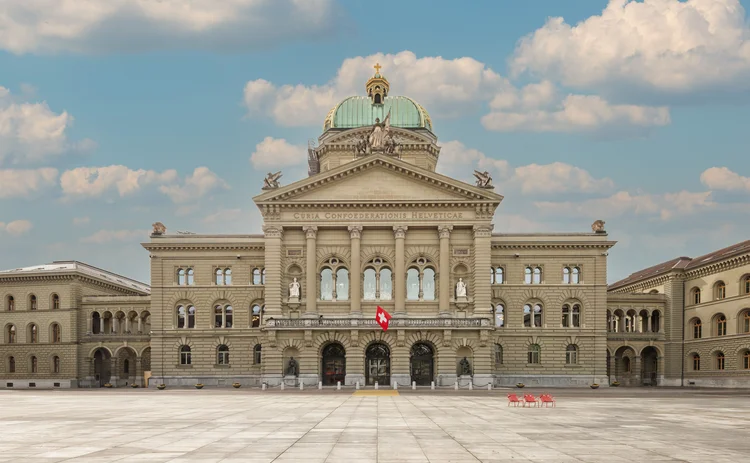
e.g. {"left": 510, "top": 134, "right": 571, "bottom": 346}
{"left": 1, "top": 0, "right": 748, "bottom": 285}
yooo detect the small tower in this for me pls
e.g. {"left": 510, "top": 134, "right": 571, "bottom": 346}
{"left": 366, "top": 63, "right": 389, "bottom": 105}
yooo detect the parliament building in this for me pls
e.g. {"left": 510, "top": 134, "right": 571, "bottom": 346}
{"left": 1, "top": 68, "right": 748, "bottom": 389}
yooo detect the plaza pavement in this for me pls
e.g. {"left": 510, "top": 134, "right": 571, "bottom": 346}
{"left": 0, "top": 388, "right": 748, "bottom": 463}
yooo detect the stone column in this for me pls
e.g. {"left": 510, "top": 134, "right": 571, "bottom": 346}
{"left": 438, "top": 225, "right": 453, "bottom": 316}
{"left": 137, "top": 317, "right": 143, "bottom": 334}
{"left": 263, "top": 225, "right": 284, "bottom": 318}
{"left": 99, "top": 317, "right": 105, "bottom": 335}
{"left": 110, "top": 358, "right": 119, "bottom": 386}
{"left": 472, "top": 224, "right": 493, "bottom": 315}
{"left": 87, "top": 313, "right": 93, "bottom": 334}
{"left": 349, "top": 226, "right": 363, "bottom": 316}
{"left": 303, "top": 226, "right": 318, "bottom": 317}
{"left": 113, "top": 317, "right": 119, "bottom": 334}
{"left": 393, "top": 226, "right": 408, "bottom": 315}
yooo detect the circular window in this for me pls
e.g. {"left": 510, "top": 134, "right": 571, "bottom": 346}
{"left": 373, "top": 257, "right": 383, "bottom": 265}
{"left": 329, "top": 258, "right": 339, "bottom": 265}
{"left": 416, "top": 257, "right": 427, "bottom": 266}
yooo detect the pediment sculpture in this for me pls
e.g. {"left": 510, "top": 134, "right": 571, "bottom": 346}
{"left": 473, "top": 170, "right": 493, "bottom": 189}
{"left": 263, "top": 171, "right": 282, "bottom": 190}
{"left": 151, "top": 222, "right": 167, "bottom": 235}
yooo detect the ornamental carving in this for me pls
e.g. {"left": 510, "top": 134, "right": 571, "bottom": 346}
{"left": 348, "top": 225, "right": 363, "bottom": 239}
{"left": 262, "top": 171, "right": 282, "bottom": 190}
{"left": 151, "top": 222, "right": 166, "bottom": 236}
{"left": 438, "top": 225, "right": 453, "bottom": 239}
{"left": 393, "top": 225, "right": 408, "bottom": 239}
{"left": 473, "top": 224, "right": 493, "bottom": 238}
{"left": 262, "top": 225, "right": 283, "bottom": 238}
{"left": 303, "top": 225, "right": 318, "bottom": 239}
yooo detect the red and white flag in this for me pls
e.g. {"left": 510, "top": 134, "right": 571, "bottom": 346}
{"left": 375, "top": 306, "right": 391, "bottom": 331}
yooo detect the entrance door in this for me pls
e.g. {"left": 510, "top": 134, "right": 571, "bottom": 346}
{"left": 365, "top": 343, "right": 390, "bottom": 386}
{"left": 641, "top": 346, "right": 658, "bottom": 386}
{"left": 93, "top": 349, "right": 111, "bottom": 387}
{"left": 410, "top": 343, "right": 434, "bottom": 386}
{"left": 321, "top": 343, "right": 346, "bottom": 385}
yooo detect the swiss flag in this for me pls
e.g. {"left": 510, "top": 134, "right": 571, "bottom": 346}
{"left": 375, "top": 306, "right": 391, "bottom": 331}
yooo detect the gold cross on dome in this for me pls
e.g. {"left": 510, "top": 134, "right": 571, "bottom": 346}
{"left": 374, "top": 63, "right": 382, "bottom": 74}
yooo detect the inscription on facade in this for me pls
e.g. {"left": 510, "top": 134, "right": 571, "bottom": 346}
{"left": 292, "top": 211, "right": 466, "bottom": 221}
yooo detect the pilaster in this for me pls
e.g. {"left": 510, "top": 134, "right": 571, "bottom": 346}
{"left": 438, "top": 225, "right": 453, "bottom": 315}
{"left": 303, "top": 226, "right": 318, "bottom": 317}
{"left": 263, "top": 225, "right": 284, "bottom": 318}
{"left": 472, "top": 224, "right": 493, "bottom": 314}
{"left": 393, "top": 225, "right": 408, "bottom": 315}
{"left": 349, "top": 226, "right": 363, "bottom": 316}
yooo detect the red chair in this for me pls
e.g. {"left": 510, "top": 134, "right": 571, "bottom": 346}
{"left": 539, "top": 394, "right": 556, "bottom": 407}
{"left": 523, "top": 394, "right": 539, "bottom": 407}
{"left": 507, "top": 393, "right": 522, "bottom": 407}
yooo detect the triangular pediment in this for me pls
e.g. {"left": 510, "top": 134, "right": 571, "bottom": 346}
{"left": 254, "top": 155, "right": 503, "bottom": 205}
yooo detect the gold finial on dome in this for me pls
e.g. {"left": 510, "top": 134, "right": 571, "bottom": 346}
{"left": 366, "top": 62, "right": 389, "bottom": 104}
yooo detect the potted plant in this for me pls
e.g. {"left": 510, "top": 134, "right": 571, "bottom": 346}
{"left": 516, "top": 383, "right": 525, "bottom": 388}
{"left": 195, "top": 383, "right": 204, "bottom": 389}
{"left": 611, "top": 381, "right": 620, "bottom": 387}
{"left": 232, "top": 382, "right": 241, "bottom": 388}
{"left": 103, "top": 383, "right": 113, "bottom": 388}
{"left": 590, "top": 383, "right": 600, "bottom": 389}
{"left": 157, "top": 384, "right": 166, "bottom": 390}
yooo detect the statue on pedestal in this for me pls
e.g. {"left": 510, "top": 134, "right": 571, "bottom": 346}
{"left": 289, "top": 277, "right": 301, "bottom": 298}
{"left": 459, "top": 357, "right": 472, "bottom": 376}
{"left": 456, "top": 278, "right": 467, "bottom": 298}
{"left": 285, "top": 357, "right": 299, "bottom": 377}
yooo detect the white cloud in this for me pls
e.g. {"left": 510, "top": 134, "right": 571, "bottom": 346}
{"left": 81, "top": 229, "right": 149, "bottom": 244}
{"left": 60, "top": 165, "right": 178, "bottom": 199}
{"left": 700, "top": 166, "right": 750, "bottom": 192}
{"left": 159, "top": 167, "right": 229, "bottom": 204}
{"left": 0, "top": 219, "right": 33, "bottom": 236}
{"left": 0, "top": 0, "right": 337, "bottom": 54}
{"left": 72, "top": 216, "right": 90, "bottom": 226}
{"left": 437, "top": 140, "right": 509, "bottom": 181}
{"left": 482, "top": 93, "right": 670, "bottom": 133}
{"left": 511, "top": 0, "right": 750, "bottom": 95}
{"left": 0, "top": 86, "right": 91, "bottom": 166}
{"left": 534, "top": 190, "right": 714, "bottom": 220}
{"left": 250, "top": 137, "right": 304, "bottom": 169}
{"left": 244, "top": 50, "right": 510, "bottom": 127}
{"left": 512, "top": 162, "right": 614, "bottom": 194}
{"left": 0, "top": 167, "right": 58, "bottom": 198}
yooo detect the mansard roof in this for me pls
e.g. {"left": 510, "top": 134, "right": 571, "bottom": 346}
{"left": 253, "top": 153, "right": 504, "bottom": 206}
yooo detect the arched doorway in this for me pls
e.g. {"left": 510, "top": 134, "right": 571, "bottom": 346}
{"left": 93, "top": 348, "right": 111, "bottom": 387}
{"left": 641, "top": 346, "right": 658, "bottom": 386}
{"left": 365, "top": 343, "right": 390, "bottom": 386}
{"left": 117, "top": 347, "right": 137, "bottom": 386}
{"left": 613, "top": 346, "right": 636, "bottom": 386}
{"left": 410, "top": 343, "right": 434, "bottom": 386}
{"left": 321, "top": 343, "right": 346, "bottom": 386}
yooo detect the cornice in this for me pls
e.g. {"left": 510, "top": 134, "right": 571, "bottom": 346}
{"left": 684, "top": 254, "right": 750, "bottom": 279}
{"left": 492, "top": 242, "right": 616, "bottom": 250}
{"left": 142, "top": 244, "right": 266, "bottom": 252}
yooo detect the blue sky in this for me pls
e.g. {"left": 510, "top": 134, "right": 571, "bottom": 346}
{"left": 1, "top": 0, "right": 748, "bottom": 284}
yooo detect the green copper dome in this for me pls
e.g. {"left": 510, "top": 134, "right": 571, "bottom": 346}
{"left": 324, "top": 96, "right": 432, "bottom": 132}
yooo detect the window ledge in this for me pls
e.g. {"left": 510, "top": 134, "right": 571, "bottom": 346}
{"left": 176, "top": 364, "right": 193, "bottom": 368}
{"left": 214, "top": 364, "right": 231, "bottom": 368}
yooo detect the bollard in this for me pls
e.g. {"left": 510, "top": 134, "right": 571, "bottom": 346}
{"left": 262, "top": 383, "right": 267, "bottom": 391}
{"left": 300, "top": 382, "right": 304, "bottom": 391}
{"left": 412, "top": 381, "right": 416, "bottom": 390}
{"left": 337, "top": 381, "right": 341, "bottom": 390}
{"left": 431, "top": 381, "right": 435, "bottom": 390}
{"left": 355, "top": 381, "right": 360, "bottom": 390}
{"left": 280, "top": 382, "right": 285, "bottom": 391}
{"left": 469, "top": 382, "right": 473, "bottom": 390}
{"left": 487, "top": 384, "right": 492, "bottom": 391}
{"left": 318, "top": 382, "right": 322, "bottom": 390}
{"left": 375, "top": 381, "right": 379, "bottom": 390}
{"left": 454, "top": 382, "right": 458, "bottom": 390}
{"left": 393, "top": 382, "right": 398, "bottom": 390}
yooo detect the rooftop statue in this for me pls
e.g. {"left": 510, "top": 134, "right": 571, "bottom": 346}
{"left": 369, "top": 112, "right": 391, "bottom": 150}
{"left": 263, "top": 171, "right": 282, "bottom": 190}
{"left": 592, "top": 220, "right": 606, "bottom": 233}
{"left": 151, "top": 222, "right": 167, "bottom": 236}
{"left": 473, "top": 170, "right": 494, "bottom": 189}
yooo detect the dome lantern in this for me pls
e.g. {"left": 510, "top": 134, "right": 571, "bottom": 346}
{"left": 366, "top": 63, "right": 389, "bottom": 105}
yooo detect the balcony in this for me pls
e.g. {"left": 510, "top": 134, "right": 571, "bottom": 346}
{"left": 266, "top": 317, "right": 491, "bottom": 330}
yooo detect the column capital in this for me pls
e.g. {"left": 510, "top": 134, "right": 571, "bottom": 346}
{"left": 303, "top": 225, "right": 318, "bottom": 239}
{"left": 262, "top": 224, "right": 283, "bottom": 238}
{"left": 472, "top": 224, "right": 493, "bottom": 238}
{"left": 393, "top": 225, "right": 408, "bottom": 239}
{"left": 348, "top": 225, "right": 363, "bottom": 239}
{"left": 438, "top": 225, "right": 453, "bottom": 239}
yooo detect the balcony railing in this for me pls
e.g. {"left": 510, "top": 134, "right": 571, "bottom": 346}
{"left": 267, "top": 317, "right": 491, "bottom": 329}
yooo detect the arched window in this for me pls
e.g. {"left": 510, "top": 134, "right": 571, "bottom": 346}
{"left": 715, "top": 281, "right": 726, "bottom": 300}
{"left": 406, "top": 257, "right": 436, "bottom": 301}
{"left": 692, "top": 318, "right": 702, "bottom": 339}
{"left": 623, "top": 356, "right": 631, "bottom": 373}
{"left": 214, "top": 304, "right": 233, "bottom": 328}
{"left": 320, "top": 268, "right": 334, "bottom": 300}
{"left": 493, "top": 344, "right": 503, "bottom": 365}
{"left": 6, "top": 325, "right": 16, "bottom": 344}
{"left": 30, "top": 295, "right": 37, "bottom": 310}
{"left": 51, "top": 324, "right": 61, "bottom": 343}
{"left": 744, "top": 275, "right": 750, "bottom": 295}
{"left": 29, "top": 324, "right": 38, "bottom": 343}
{"left": 253, "top": 268, "right": 261, "bottom": 285}
{"left": 177, "top": 306, "right": 195, "bottom": 329}
{"left": 494, "top": 267, "right": 504, "bottom": 284}
{"left": 716, "top": 315, "right": 727, "bottom": 336}
{"left": 254, "top": 344, "right": 262, "bottom": 365}
{"left": 52, "top": 294, "right": 60, "bottom": 310}
{"left": 336, "top": 268, "right": 349, "bottom": 301}
{"left": 364, "top": 268, "right": 377, "bottom": 300}
{"left": 742, "top": 310, "right": 750, "bottom": 334}
{"left": 562, "top": 304, "right": 581, "bottom": 328}
{"left": 92, "top": 312, "right": 101, "bottom": 334}
{"left": 565, "top": 345, "right": 578, "bottom": 364}
{"left": 524, "top": 267, "right": 532, "bottom": 284}
{"left": 563, "top": 267, "right": 570, "bottom": 284}
{"left": 225, "top": 268, "right": 232, "bottom": 285}
{"left": 380, "top": 268, "right": 393, "bottom": 300}
{"left": 571, "top": 267, "right": 580, "bottom": 284}
{"left": 651, "top": 310, "right": 661, "bottom": 332}
{"left": 215, "top": 268, "right": 232, "bottom": 285}
{"left": 572, "top": 305, "right": 581, "bottom": 327}
{"left": 215, "top": 268, "right": 223, "bottom": 285}
{"left": 187, "top": 268, "right": 194, "bottom": 285}
{"left": 533, "top": 267, "right": 542, "bottom": 284}
{"left": 406, "top": 268, "right": 420, "bottom": 300}
{"left": 692, "top": 353, "right": 700, "bottom": 371}
{"left": 8, "top": 356, "right": 15, "bottom": 373}
{"left": 524, "top": 266, "right": 542, "bottom": 284}
{"left": 177, "top": 268, "right": 186, "bottom": 285}
{"left": 423, "top": 268, "right": 435, "bottom": 300}
{"left": 217, "top": 345, "right": 230, "bottom": 365}
{"left": 528, "top": 344, "right": 541, "bottom": 364}
{"left": 7, "top": 295, "right": 14, "bottom": 311}
{"left": 262, "top": 268, "right": 266, "bottom": 284}
{"left": 524, "top": 304, "right": 542, "bottom": 328}
{"left": 180, "top": 345, "right": 191, "bottom": 365}
{"left": 691, "top": 287, "right": 701, "bottom": 305}
{"left": 716, "top": 352, "right": 725, "bottom": 370}
{"left": 494, "top": 304, "right": 504, "bottom": 328}
{"left": 251, "top": 305, "right": 262, "bottom": 328}
{"left": 743, "top": 350, "right": 750, "bottom": 370}
{"left": 30, "top": 356, "right": 37, "bottom": 373}
{"left": 123, "top": 359, "right": 130, "bottom": 374}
